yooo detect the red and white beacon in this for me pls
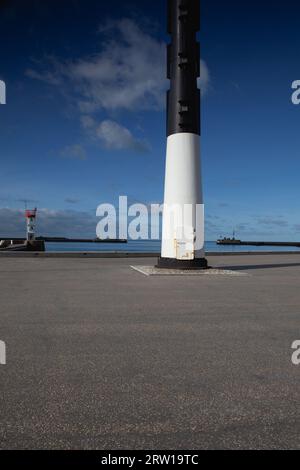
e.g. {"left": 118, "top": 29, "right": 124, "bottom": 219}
{"left": 25, "top": 208, "right": 37, "bottom": 241}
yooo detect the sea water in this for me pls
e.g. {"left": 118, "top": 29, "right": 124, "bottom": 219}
{"left": 46, "top": 240, "right": 300, "bottom": 253}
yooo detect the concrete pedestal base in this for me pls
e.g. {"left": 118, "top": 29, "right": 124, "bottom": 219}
{"left": 156, "top": 257, "right": 208, "bottom": 270}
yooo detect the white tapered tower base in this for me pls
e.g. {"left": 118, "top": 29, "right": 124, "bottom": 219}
{"left": 157, "top": 133, "right": 207, "bottom": 270}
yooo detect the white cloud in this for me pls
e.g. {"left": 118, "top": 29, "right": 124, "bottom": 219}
{"left": 80, "top": 115, "right": 96, "bottom": 129}
{"left": 0, "top": 208, "right": 97, "bottom": 238}
{"left": 60, "top": 144, "right": 87, "bottom": 160}
{"left": 256, "top": 216, "right": 289, "bottom": 227}
{"left": 96, "top": 120, "right": 150, "bottom": 152}
{"left": 28, "top": 19, "right": 210, "bottom": 111}
{"left": 65, "top": 198, "right": 80, "bottom": 204}
{"left": 25, "top": 67, "right": 62, "bottom": 86}
{"left": 70, "top": 18, "right": 167, "bottom": 113}
{"left": 198, "top": 60, "right": 210, "bottom": 95}
{"left": 26, "top": 18, "right": 210, "bottom": 152}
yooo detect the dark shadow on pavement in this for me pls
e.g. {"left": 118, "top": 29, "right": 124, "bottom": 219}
{"left": 217, "top": 263, "right": 300, "bottom": 271}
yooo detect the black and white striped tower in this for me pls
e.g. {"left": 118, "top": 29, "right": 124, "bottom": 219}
{"left": 157, "top": 0, "right": 208, "bottom": 269}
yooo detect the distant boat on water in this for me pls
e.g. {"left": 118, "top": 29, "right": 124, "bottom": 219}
{"left": 217, "top": 231, "right": 300, "bottom": 248}
{"left": 217, "top": 231, "right": 241, "bottom": 245}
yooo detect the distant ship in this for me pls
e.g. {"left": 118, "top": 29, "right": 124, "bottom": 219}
{"left": 217, "top": 232, "right": 300, "bottom": 248}
{"left": 217, "top": 231, "right": 242, "bottom": 245}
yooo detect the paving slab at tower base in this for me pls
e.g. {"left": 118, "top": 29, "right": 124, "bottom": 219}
{"left": 131, "top": 265, "right": 248, "bottom": 276}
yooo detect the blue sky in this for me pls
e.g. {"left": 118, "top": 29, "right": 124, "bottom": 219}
{"left": 0, "top": 0, "right": 300, "bottom": 239}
